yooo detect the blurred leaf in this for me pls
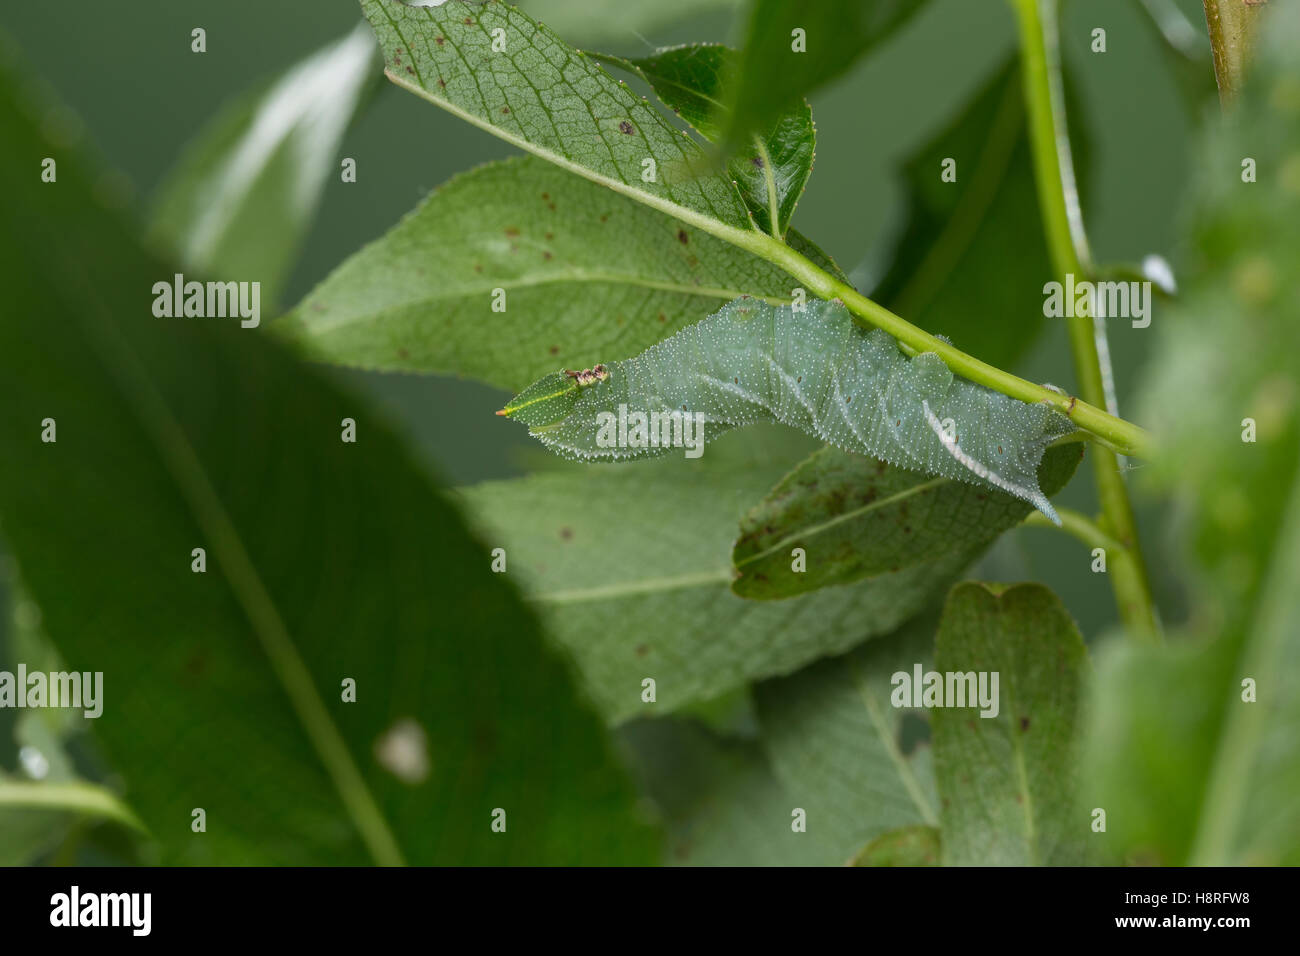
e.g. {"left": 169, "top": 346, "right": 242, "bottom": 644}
{"left": 517, "top": 0, "right": 740, "bottom": 46}
{"left": 932, "top": 582, "right": 1089, "bottom": 865}
{"left": 456, "top": 437, "right": 965, "bottom": 723}
{"left": 281, "top": 156, "right": 826, "bottom": 388}
{"left": 593, "top": 44, "right": 814, "bottom": 237}
{"left": 361, "top": 0, "right": 752, "bottom": 229}
{"left": 732, "top": 441, "right": 1082, "bottom": 599}
{"left": 620, "top": 717, "right": 839, "bottom": 865}
{"left": 849, "top": 825, "right": 940, "bottom": 865}
{"left": 149, "top": 24, "right": 380, "bottom": 311}
{"left": 753, "top": 613, "right": 940, "bottom": 861}
{"left": 0, "top": 63, "right": 656, "bottom": 866}
{"left": 1088, "top": 4, "right": 1300, "bottom": 866}
{"left": 871, "top": 59, "right": 1086, "bottom": 369}
{"left": 720, "top": 0, "right": 927, "bottom": 151}
{"left": 501, "top": 298, "right": 1074, "bottom": 521}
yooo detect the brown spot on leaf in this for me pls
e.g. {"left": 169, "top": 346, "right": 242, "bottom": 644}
{"left": 505, "top": 227, "right": 520, "bottom": 237}
{"left": 501, "top": 106, "right": 510, "bottom": 114}
{"left": 618, "top": 120, "right": 634, "bottom": 134}
{"left": 559, "top": 527, "right": 573, "bottom": 541}
{"left": 435, "top": 36, "right": 445, "bottom": 46}
{"left": 548, "top": 345, "right": 559, "bottom": 355}
{"left": 677, "top": 228, "right": 689, "bottom": 245}
{"left": 636, "top": 644, "right": 649, "bottom": 658}
{"left": 1019, "top": 717, "right": 1030, "bottom": 731}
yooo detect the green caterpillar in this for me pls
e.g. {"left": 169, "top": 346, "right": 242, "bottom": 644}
{"left": 500, "top": 297, "right": 1074, "bottom": 522}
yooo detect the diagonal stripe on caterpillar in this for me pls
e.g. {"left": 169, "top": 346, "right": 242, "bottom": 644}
{"left": 500, "top": 297, "right": 1075, "bottom": 523}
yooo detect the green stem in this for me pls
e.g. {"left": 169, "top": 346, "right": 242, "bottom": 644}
{"left": 1023, "top": 507, "right": 1122, "bottom": 553}
{"left": 1202, "top": 0, "right": 1266, "bottom": 106}
{"left": 0, "top": 780, "right": 148, "bottom": 834}
{"left": 1013, "top": 0, "right": 1159, "bottom": 642}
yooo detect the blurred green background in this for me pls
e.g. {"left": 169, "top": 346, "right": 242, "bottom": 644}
{"left": 0, "top": 0, "right": 1209, "bottom": 662}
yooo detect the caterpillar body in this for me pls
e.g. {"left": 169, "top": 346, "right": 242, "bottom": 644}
{"left": 500, "top": 298, "right": 1074, "bottom": 523}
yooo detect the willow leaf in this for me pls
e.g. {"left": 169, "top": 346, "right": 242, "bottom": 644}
{"left": 456, "top": 437, "right": 964, "bottom": 724}
{"left": 932, "top": 582, "right": 1090, "bottom": 866}
{"left": 754, "top": 613, "right": 940, "bottom": 861}
{"left": 732, "top": 442, "right": 1082, "bottom": 599}
{"left": 500, "top": 298, "right": 1075, "bottom": 522}
{"left": 360, "top": 0, "right": 752, "bottom": 231}
{"left": 280, "top": 156, "right": 839, "bottom": 389}
{"left": 0, "top": 61, "right": 656, "bottom": 866}
{"left": 591, "top": 44, "right": 815, "bottom": 238}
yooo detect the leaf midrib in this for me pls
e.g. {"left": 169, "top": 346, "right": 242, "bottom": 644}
{"left": 736, "top": 475, "right": 949, "bottom": 571}
{"left": 304, "top": 271, "right": 793, "bottom": 336}
{"left": 849, "top": 657, "right": 939, "bottom": 827}
{"left": 532, "top": 569, "right": 731, "bottom": 604}
{"left": 33, "top": 205, "right": 405, "bottom": 866}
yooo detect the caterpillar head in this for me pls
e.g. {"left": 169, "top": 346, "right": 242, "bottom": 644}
{"left": 564, "top": 365, "right": 610, "bottom": 387}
